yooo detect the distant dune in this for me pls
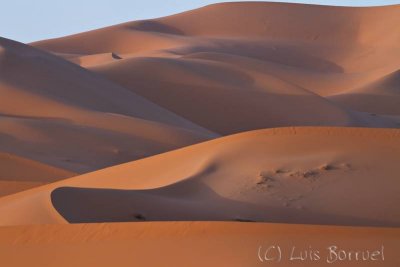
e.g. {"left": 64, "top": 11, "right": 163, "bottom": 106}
{"left": 30, "top": 2, "right": 400, "bottom": 134}
{"left": 1, "top": 2, "right": 400, "bottom": 266}
{"left": 0, "top": 152, "right": 75, "bottom": 197}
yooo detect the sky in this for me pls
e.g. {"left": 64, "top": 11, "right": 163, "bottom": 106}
{"left": 1, "top": 0, "right": 399, "bottom": 43}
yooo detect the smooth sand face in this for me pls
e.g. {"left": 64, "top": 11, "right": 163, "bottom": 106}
{"left": 0, "top": 36, "right": 216, "bottom": 190}
{"left": 0, "top": 153, "right": 75, "bottom": 197}
{"left": 1, "top": 222, "right": 399, "bottom": 267}
{"left": 0, "top": 127, "right": 399, "bottom": 226}
{"left": 1, "top": 2, "right": 400, "bottom": 266}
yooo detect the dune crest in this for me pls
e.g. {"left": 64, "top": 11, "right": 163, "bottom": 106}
{"left": 30, "top": 2, "right": 400, "bottom": 129}
{"left": 0, "top": 127, "right": 398, "bottom": 226}
{"left": 1, "top": 3, "right": 400, "bottom": 266}
{"left": 0, "top": 37, "right": 215, "bottom": 191}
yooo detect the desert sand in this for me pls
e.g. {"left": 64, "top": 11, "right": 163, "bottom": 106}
{"left": 0, "top": 2, "right": 399, "bottom": 266}
{"left": 1, "top": 222, "right": 399, "bottom": 267}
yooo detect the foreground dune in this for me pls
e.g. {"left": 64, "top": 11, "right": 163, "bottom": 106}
{"left": 0, "top": 127, "right": 398, "bottom": 226}
{"left": 0, "top": 222, "right": 398, "bottom": 267}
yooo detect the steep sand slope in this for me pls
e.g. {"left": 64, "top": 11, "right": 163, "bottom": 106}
{"left": 0, "top": 222, "right": 398, "bottom": 267}
{"left": 0, "top": 127, "right": 398, "bottom": 226}
{"left": 329, "top": 70, "right": 400, "bottom": 115}
{"left": 0, "top": 153, "right": 75, "bottom": 197}
{"left": 0, "top": 37, "right": 215, "bottom": 180}
{"left": 1, "top": 38, "right": 201, "bottom": 127}
{"left": 31, "top": 2, "right": 400, "bottom": 132}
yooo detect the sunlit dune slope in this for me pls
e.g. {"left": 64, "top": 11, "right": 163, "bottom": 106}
{"left": 0, "top": 127, "right": 398, "bottom": 226}
{"left": 0, "top": 3, "right": 399, "bottom": 266}
{"left": 0, "top": 153, "right": 75, "bottom": 197}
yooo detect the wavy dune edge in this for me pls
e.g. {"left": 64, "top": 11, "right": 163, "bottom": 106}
{"left": 1, "top": 2, "right": 400, "bottom": 266}
{"left": 0, "top": 126, "right": 398, "bottom": 227}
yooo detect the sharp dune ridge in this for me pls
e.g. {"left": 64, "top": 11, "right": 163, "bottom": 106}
{"left": 0, "top": 36, "right": 216, "bottom": 179}
{"left": 1, "top": 2, "right": 400, "bottom": 266}
{"left": 0, "top": 126, "right": 399, "bottom": 226}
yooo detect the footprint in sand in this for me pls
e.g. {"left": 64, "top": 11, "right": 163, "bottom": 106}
{"left": 253, "top": 162, "right": 353, "bottom": 206}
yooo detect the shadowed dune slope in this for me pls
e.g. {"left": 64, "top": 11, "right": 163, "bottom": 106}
{"left": 329, "top": 69, "right": 400, "bottom": 115}
{"left": 0, "top": 37, "right": 214, "bottom": 132}
{"left": 90, "top": 56, "right": 397, "bottom": 134}
{"left": 0, "top": 4, "right": 399, "bottom": 264}
{"left": 0, "top": 37, "right": 215, "bottom": 192}
{"left": 0, "top": 127, "right": 398, "bottom": 226}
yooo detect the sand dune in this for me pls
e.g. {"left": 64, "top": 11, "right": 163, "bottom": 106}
{"left": 0, "top": 153, "right": 75, "bottom": 197}
{"left": 1, "top": 2, "right": 400, "bottom": 266}
{"left": 329, "top": 69, "right": 400, "bottom": 115}
{"left": 90, "top": 55, "right": 398, "bottom": 134}
{"left": 32, "top": 2, "right": 400, "bottom": 77}
{"left": 0, "top": 37, "right": 215, "bottom": 189}
{"left": 0, "top": 127, "right": 398, "bottom": 226}
{"left": 0, "top": 37, "right": 213, "bottom": 132}
{"left": 33, "top": 3, "right": 400, "bottom": 54}
{"left": 30, "top": 2, "right": 400, "bottom": 133}
{"left": 63, "top": 52, "right": 124, "bottom": 68}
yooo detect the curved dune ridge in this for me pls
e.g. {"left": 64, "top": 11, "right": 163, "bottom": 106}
{"left": 2, "top": 1, "right": 399, "bottom": 195}
{"left": 0, "top": 127, "right": 398, "bottom": 226}
{"left": 0, "top": 36, "right": 216, "bottom": 188}
{"left": 30, "top": 2, "right": 400, "bottom": 134}
{"left": 1, "top": 2, "right": 400, "bottom": 266}
{"left": 329, "top": 69, "right": 400, "bottom": 115}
